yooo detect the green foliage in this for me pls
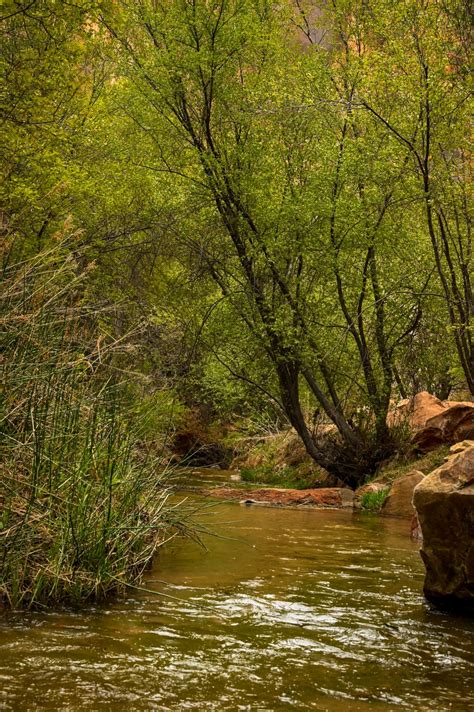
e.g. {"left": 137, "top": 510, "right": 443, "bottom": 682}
{"left": 359, "top": 488, "right": 391, "bottom": 513}
{"left": 1, "top": 1, "right": 471, "bottom": 508}
{"left": 94, "top": 0, "right": 471, "bottom": 485}
{"left": 231, "top": 426, "right": 326, "bottom": 488}
{"left": 0, "top": 243, "right": 196, "bottom": 609}
{"left": 1, "top": 2, "right": 97, "bottom": 258}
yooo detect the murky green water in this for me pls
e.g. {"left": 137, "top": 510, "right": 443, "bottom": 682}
{"left": 1, "top": 501, "right": 473, "bottom": 711}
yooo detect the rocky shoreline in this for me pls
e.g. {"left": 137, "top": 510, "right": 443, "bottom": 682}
{"left": 174, "top": 392, "right": 473, "bottom": 610}
{"left": 184, "top": 438, "right": 474, "bottom": 611}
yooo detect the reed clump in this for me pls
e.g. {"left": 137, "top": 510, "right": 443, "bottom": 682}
{"left": 0, "top": 242, "right": 193, "bottom": 609}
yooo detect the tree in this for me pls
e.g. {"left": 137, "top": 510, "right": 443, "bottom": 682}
{"left": 99, "top": 0, "right": 448, "bottom": 486}
{"left": 350, "top": 0, "right": 473, "bottom": 393}
{"left": 3, "top": 1, "right": 467, "bottom": 489}
{"left": 0, "top": 1, "right": 103, "bottom": 262}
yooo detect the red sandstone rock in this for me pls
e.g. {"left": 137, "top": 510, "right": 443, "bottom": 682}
{"left": 413, "top": 445, "right": 474, "bottom": 607}
{"left": 205, "top": 486, "right": 354, "bottom": 508}
{"left": 412, "top": 403, "right": 474, "bottom": 452}
{"left": 410, "top": 512, "right": 423, "bottom": 541}
{"left": 388, "top": 392, "right": 446, "bottom": 429}
{"left": 389, "top": 391, "right": 474, "bottom": 453}
{"left": 381, "top": 471, "right": 424, "bottom": 519}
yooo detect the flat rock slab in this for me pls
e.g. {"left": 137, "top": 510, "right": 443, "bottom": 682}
{"left": 204, "top": 486, "right": 354, "bottom": 508}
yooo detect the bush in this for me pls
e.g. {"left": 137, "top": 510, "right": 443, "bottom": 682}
{"left": 0, "top": 242, "right": 193, "bottom": 609}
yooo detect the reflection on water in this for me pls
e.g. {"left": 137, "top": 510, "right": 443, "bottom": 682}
{"left": 172, "top": 467, "right": 242, "bottom": 490}
{"left": 1, "top": 501, "right": 473, "bottom": 711}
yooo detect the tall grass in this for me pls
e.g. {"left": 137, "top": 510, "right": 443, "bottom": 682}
{"left": 0, "top": 241, "right": 194, "bottom": 609}
{"left": 359, "top": 487, "right": 390, "bottom": 513}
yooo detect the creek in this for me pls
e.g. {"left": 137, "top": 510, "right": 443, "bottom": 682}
{"left": 1, "top": 494, "right": 473, "bottom": 711}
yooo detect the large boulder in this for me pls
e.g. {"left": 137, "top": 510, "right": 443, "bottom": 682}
{"left": 381, "top": 471, "right": 424, "bottom": 518}
{"left": 413, "top": 445, "right": 474, "bottom": 608}
{"left": 412, "top": 403, "right": 474, "bottom": 453}
{"left": 449, "top": 439, "right": 474, "bottom": 456}
{"left": 389, "top": 391, "right": 445, "bottom": 429}
{"left": 390, "top": 391, "right": 474, "bottom": 453}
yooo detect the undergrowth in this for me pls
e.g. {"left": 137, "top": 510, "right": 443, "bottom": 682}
{"left": 377, "top": 445, "right": 451, "bottom": 482}
{"left": 0, "top": 241, "right": 197, "bottom": 610}
{"left": 359, "top": 488, "right": 391, "bottom": 512}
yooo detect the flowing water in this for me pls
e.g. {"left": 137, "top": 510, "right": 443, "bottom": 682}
{"left": 1, "top": 499, "right": 473, "bottom": 711}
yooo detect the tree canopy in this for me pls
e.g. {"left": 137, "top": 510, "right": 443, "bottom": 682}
{"left": 1, "top": 0, "right": 472, "bottom": 487}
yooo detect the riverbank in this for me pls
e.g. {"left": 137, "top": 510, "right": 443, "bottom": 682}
{"left": 172, "top": 392, "right": 473, "bottom": 527}
{"left": 174, "top": 444, "right": 449, "bottom": 515}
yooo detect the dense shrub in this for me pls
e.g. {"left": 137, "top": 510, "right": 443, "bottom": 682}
{"left": 0, "top": 243, "right": 194, "bottom": 609}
